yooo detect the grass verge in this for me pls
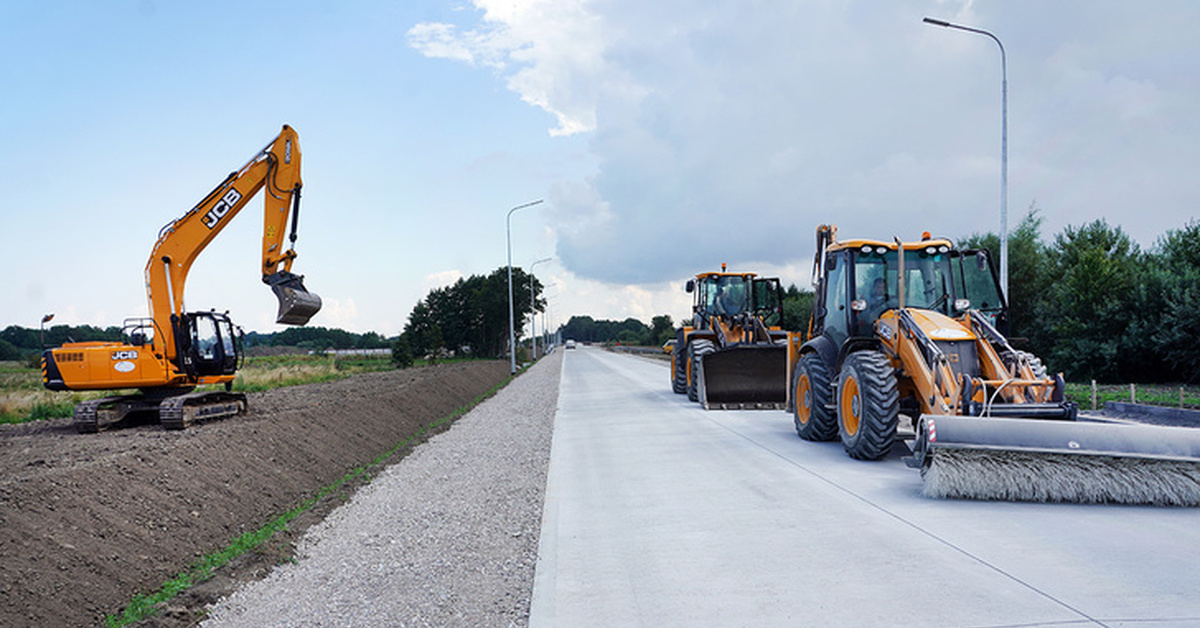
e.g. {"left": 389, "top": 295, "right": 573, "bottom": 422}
{"left": 0, "top": 354, "right": 453, "bottom": 424}
{"left": 1065, "top": 382, "right": 1200, "bottom": 412}
{"left": 101, "top": 371, "right": 515, "bottom": 627}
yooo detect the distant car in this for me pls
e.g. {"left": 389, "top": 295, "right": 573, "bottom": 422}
{"left": 565, "top": 340, "right": 577, "bottom": 349}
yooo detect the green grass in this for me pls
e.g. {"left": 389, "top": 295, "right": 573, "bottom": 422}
{"left": 1065, "top": 382, "right": 1200, "bottom": 412}
{"left": 102, "top": 372, "right": 515, "bottom": 627}
{"left": 0, "top": 353, "right": 429, "bottom": 424}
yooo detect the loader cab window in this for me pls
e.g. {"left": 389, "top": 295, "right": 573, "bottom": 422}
{"left": 705, "top": 275, "right": 749, "bottom": 317}
{"left": 752, "top": 278, "right": 783, "bottom": 326}
{"left": 852, "top": 247, "right": 892, "bottom": 333}
{"left": 952, "top": 250, "right": 1007, "bottom": 329}
{"left": 822, "top": 252, "right": 850, "bottom": 347}
{"left": 901, "top": 246, "right": 953, "bottom": 314}
{"left": 850, "top": 244, "right": 955, "bottom": 323}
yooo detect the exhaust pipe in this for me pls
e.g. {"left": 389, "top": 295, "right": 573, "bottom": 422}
{"left": 265, "top": 271, "right": 322, "bottom": 326}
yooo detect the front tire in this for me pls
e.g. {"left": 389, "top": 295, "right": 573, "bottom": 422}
{"left": 687, "top": 339, "right": 714, "bottom": 403}
{"left": 793, "top": 353, "right": 837, "bottom": 441}
{"left": 837, "top": 351, "right": 899, "bottom": 460}
{"left": 671, "top": 331, "right": 687, "bottom": 394}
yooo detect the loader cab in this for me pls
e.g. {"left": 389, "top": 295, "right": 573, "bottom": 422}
{"left": 812, "top": 241, "right": 1010, "bottom": 345}
{"left": 179, "top": 311, "right": 242, "bottom": 377}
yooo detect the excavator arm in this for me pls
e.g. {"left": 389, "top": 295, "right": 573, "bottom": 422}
{"left": 144, "top": 124, "right": 321, "bottom": 363}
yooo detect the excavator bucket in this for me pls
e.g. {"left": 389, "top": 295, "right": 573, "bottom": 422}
{"left": 907, "top": 416, "right": 1200, "bottom": 506}
{"left": 267, "top": 272, "right": 322, "bottom": 326}
{"left": 699, "top": 344, "right": 787, "bottom": 410}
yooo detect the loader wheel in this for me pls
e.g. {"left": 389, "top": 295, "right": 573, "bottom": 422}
{"left": 837, "top": 351, "right": 899, "bottom": 461}
{"left": 793, "top": 353, "right": 837, "bottom": 441}
{"left": 672, "top": 332, "right": 688, "bottom": 394}
{"left": 687, "top": 339, "right": 714, "bottom": 403}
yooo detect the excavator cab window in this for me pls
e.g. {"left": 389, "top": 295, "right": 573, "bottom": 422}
{"left": 188, "top": 312, "right": 240, "bottom": 377}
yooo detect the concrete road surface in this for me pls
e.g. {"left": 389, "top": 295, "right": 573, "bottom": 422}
{"left": 530, "top": 346, "right": 1200, "bottom": 628}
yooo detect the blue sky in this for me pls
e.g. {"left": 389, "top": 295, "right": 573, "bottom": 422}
{"left": 3, "top": 1, "right": 1197, "bottom": 337}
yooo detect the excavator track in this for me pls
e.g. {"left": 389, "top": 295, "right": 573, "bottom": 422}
{"left": 72, "top": 399, "right": 103, "bottom": 434}
{"left": 159, "top": 391, "right": 247, "bottom": 430}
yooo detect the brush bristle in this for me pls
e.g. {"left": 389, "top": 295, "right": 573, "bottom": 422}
{"left": 923, "top": 449, "right": 1200, "bottom": 506}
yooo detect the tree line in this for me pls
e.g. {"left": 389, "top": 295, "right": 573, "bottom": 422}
{"left": 960, "top": 211, "right": 1198, "bottom": 384}
{"left": 0, "top": 324, "right": 392, "bottom": 361}
{"left": 393, "top": 266, "right": 544, "bottom": 366}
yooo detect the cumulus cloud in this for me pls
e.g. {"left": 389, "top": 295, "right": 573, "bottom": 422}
{"left": 411, "top": 0, "right": 1200, "bottom": 287}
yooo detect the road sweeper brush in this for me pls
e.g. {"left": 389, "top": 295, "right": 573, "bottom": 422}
{"left": 786, "top": 224, "right": 1200, "bottom": 505}
{"left": 908, "top": 416, "right": 1200, "bottom": 505}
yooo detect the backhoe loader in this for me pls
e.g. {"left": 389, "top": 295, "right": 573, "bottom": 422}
{"left": 670, "top": 266, "right": 788, "bottom": 409}
{"left": 42, "top": 125, "right": 322, "bottom": 432}
{"left": 787, "top": 224, "right": 1200, "bottom": 505}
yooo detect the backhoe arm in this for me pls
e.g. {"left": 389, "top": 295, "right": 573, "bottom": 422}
{"left": 144, "top": 125, "right": 321, "bottom": 362}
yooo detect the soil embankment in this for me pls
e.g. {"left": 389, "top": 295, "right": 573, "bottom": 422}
{"left": 0, "top": 360, "right": 510, "bottom": 627}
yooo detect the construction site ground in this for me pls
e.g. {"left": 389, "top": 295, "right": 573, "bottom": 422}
{"left": 0, "top": 360, "right": 511, "bottom": 627}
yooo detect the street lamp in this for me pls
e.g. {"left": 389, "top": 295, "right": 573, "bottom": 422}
{"left": 507, "top": 199, "right": 543, "bottom": 374}
{"left": 529, "top": 257, "right": 552, "bottom": 359}
{"left": 924, "top": 16, "right": 1009, "bottom": 298}
{"left": 40, "top": 313, "right": 54, "bottom": 349}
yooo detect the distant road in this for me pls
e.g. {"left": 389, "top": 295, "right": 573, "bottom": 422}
{"left": 531, "top": 346, "right": 1200, "bottom": 628}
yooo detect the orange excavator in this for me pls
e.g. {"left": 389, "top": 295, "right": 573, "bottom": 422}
{"left": 42, "top": 125, "right": 322, "bottom": 432}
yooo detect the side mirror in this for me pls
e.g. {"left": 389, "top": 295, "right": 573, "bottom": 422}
{"left": 685, "top": 279, "right": 695, "bottom": 293}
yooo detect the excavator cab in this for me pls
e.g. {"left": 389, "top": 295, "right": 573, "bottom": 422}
{"left": 184, "top": 311, "right": 241, "bottom": 378}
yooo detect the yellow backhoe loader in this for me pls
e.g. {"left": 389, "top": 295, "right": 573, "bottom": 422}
{"left": 42, "top": 125, "right": 322, "bottom": 432}
{"left": 787, "top": 224, "right": 1200, "bottom": 505}
{"left": 670, "top": 266, "right": 788, "bottom": 409}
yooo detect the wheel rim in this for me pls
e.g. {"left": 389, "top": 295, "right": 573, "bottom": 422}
{"left": 795, "top": 373, "right": 811, "bottom": 425}
{"left": 840, "top": 375, "right": 861, "bottom": 436}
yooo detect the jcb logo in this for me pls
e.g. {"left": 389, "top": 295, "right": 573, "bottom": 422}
{"left": 202, "top": 189, "right": 243, "bottom": 229}
{"left": 111, "top": 350, "right": 139, "bottom": 360}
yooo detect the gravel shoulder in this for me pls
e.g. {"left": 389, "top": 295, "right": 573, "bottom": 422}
{"left": 201, "top": 351, "right": 562, "bottom": 627}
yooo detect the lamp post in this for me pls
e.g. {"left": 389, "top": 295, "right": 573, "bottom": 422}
{"left": 507, "top": 199, "right": 543, "bottom": 374}
{"left": 924, "top": 16, "right": 1008, "bottom": 298}
{"left": 529, "top": 257, "right": 552, "bottom": 360}
{"left": 40, "top": 313, "right": 54, "bottom": 349}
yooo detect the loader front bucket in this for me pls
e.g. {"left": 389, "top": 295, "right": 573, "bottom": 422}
{"left": 907, "top": 415, "right": 1200, "bottom": 505}
{"left": 266, "top": 271, "right": 322, "bottom": 326}
{"left": 699, "top": 344, "right": 787, "bottom": 410}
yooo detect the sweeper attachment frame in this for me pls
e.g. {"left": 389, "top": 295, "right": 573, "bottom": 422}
{"left": 788, "top": 224, "right": 1200, "bottom": 504}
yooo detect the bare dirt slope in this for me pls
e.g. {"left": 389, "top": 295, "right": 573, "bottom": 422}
{"left": 0, "top": 360, "right": 511, "bottom": 627}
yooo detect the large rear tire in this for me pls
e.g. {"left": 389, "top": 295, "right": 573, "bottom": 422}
{"left": 837, "top": 351, "right": 899, "bottom": 460}
{"left": 793, "top": 353, "right": 837, "bottom": 441}
{"left": 687, "top": 339, "right": 714, "bottom": 403}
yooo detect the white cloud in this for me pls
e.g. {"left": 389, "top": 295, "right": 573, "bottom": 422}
{"left": 421, "top": 269, "right": 465, "bottom": 292}
{"left": 410, "top": 0, "right": 1200, "bottom": 294}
